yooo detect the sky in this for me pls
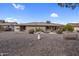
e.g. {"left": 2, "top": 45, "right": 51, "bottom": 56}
{"left": 0, "top": 3, "right": 79, "bottom": 24}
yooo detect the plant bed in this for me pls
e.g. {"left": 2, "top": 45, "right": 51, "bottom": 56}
{"left": 28, "top": 29, "right": 34, "bottom": 34}
{"left": 63, "top": 32, "right": 78, "bottom": 40}
{"left": 56, "top": 28, "right": 63, "bottom": 34}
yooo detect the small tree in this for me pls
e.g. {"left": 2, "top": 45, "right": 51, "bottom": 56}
{"left": 46, "top": 21, "right": 51, "bottom": 24}
{"left": 58, "top": 3, "right": 79, "bottom": 10}
{"left": 63, "top": 24, "right": 74, "bottom": 32}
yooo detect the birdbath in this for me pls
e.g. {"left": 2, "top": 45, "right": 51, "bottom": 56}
{"left": 37, "top": 32, "right": 41, "bottom": 40}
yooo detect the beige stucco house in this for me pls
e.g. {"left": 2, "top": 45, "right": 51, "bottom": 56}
{"left": 14, "top": 22, "right": 63, "bottom": 33}
{"left": 1, "top": 20, "right": 79, "bottom": 32}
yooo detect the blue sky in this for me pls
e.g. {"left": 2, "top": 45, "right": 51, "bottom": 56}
{"left": 0, "top": 3, "right": 79, "bottom": 24}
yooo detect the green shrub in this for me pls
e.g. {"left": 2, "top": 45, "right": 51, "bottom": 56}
{"left": 29, "top": 29, "right": 34, "bottom": 34}
{"left": 63, "top": 24, "right": 74, "bottom": 32}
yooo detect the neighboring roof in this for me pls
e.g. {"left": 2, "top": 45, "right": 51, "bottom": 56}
{"left": 0, "top": 22, "right": 17, "bottom": 26}
{"left": 15, "top": 22, "right": 63, "bottom": 26}
{"left": 68, "top": 23, "right": 79, "bottom": 27}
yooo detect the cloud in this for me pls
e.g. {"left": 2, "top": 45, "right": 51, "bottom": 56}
{"left": 5, "top": 17, "right": 17, "bottom": 22}
{"left": 50, "top": 13, "right": 59, "bottom": 18}
{"left": 12, "top": 3, "right": 25, "bottom": 10}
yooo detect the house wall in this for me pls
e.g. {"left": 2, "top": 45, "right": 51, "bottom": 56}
{"left": 14, "top": 25, "right": 62, "bottom": 32}
{"left": 74, "top": 27, "right": 79, "bottom": 31}
{"left": 3, "top": 25, "right": 14, "bottom": 31}
{"left": 26, "top": 26, "right": 46, "bottom": 32}
{"left": 14, "top": 26, "right": 20, "bottom": 32}
{"left": 0, "top": 25, "right": 15, "bottom": 31}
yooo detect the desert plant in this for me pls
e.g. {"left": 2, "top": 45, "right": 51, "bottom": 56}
{"left": 35, "top": 28, "right": 43, "bottom": 32}
{"left": 29, "top": 29, "right": 34, "bottom": 34}
{"left": 63, "top": 24, "right": 74, "bottom": 32}
{"left": 56, "top": 28, "right": 63, "bottom": 34}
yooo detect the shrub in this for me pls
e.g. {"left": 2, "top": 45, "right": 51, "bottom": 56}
{"left": 35, "top": 28, "right": 43, "bottom": 32}
{"left": 29, "top": 29, "right": 34, "bottom": 34}
{"left": 56, "top": 28, "right": 63, "bottom": 34}
{"left": 63, "top": 24, "right": 74, "bottom": 32}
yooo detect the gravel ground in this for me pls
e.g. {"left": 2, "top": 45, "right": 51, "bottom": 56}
{"left": 0, "top": 32, "right": 79, "bottom": 56}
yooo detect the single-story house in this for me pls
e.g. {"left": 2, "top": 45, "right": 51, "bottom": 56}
{"left": 14, "top": 22, "right": 63, "bottom": 32}
{"left": 68, "top": 23, "right": 79, "bottom": 31}
{"left": 0, "top": 22, "right": 17, "bottom": 31}
{"left": 0, "top": 21, "right": 79, "bottom": 32}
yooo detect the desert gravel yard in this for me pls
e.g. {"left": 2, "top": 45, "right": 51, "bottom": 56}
{"left": 0, "top": 32, "right": 79, "bottom": 56}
